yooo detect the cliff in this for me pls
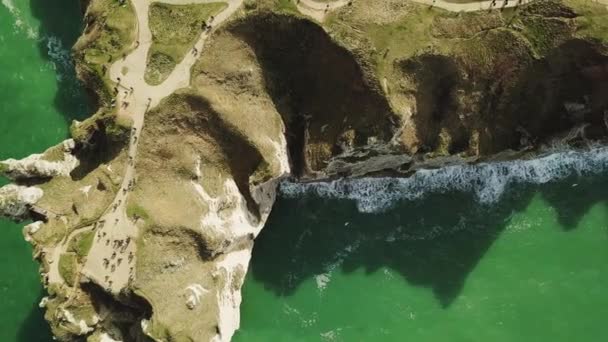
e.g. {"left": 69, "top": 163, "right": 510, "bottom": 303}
{"left": 0, "top": 0, "right": 607, "bottom": 341}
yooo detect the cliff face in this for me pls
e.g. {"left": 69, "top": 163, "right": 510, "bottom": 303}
{"left": 1, "top": 0, "right": 607, "bottom": 341}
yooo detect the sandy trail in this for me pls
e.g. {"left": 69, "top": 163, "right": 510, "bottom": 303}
{"left": 45, "top": 224, "right": 95, "bottom": 285}
{"left": 295, "top": 0, "right": 537, "bottom": 21}
{"left": 409, "top": 0, "right": 534, "bottom": 11}
{"left": 295, "top": 0, "right": 351, "bottom": 21}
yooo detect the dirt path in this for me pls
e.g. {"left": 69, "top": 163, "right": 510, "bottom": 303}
{"left": 46, "top": 224, "right": 95, "bottom": 285}
{"left": 409, "top": 0, "right": 533, "bottom": 12}
{"left": 295, "top": 0, "right": 536, "bottom": 21}
{"left": 65, "top": 0, "right": 244, "bottom": 295}
{"left": 295, "top": 0, "right": 351, "bottom": 22}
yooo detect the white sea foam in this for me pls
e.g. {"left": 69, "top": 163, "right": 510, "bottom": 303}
{"left": 280, "top": 148, "right": 608, "bottom": 213}
{"left": 2, "top": 0, "right": 38, "bottom": 39}
{"left": 1, "top": 0, "right": 16, "bottom": 13}
{"left": 45, "top": 36, "right": 73, "bottom": 79}
{"left": 315, "top": 273, "right": 331, "bottom": 291}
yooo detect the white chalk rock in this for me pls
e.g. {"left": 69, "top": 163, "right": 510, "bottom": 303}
{"left": 0, "top": 184, "right": 43, "bottom": 219}
{"left": 1, "top": 140, "right": 79, "bottom": 180}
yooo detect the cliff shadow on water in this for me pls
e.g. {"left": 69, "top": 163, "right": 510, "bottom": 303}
{"left": 16, "top": 291, "right": 53, "bottom": 342}
{"left": 29, "top": 0, "right": 91, "bottom": 124}
{"left": 249, "top": 172, "right": 608, "bottom": 308}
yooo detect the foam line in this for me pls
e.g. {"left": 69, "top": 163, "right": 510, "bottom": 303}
{"left": 280, "top": 147, "right": 608, "bottom": 213}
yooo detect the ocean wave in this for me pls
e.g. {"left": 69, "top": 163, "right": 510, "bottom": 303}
{"left": 2, "top": 0, "right": 38, "bottom": 39}
{"left": 1, "top": 0, "right": 15, "bottom": 13}
{"left": 45, "top": 36, "right": 74, "bottom": 80}
{"left": 280, "top": 147, "right": 608, "bottom": 213}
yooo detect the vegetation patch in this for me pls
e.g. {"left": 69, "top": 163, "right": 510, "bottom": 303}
{"left": 145, "top": 2, "right": 228, "bottom": 85}
{"left": 70, "top": 110, "right": 131, "bottom": 146}
{"left": 564, "top": 0, "right": 608, "bottom": 42}
{"left": 243, "top": 0, "right": 299, "bottom": 15}
{"left": 271, "top": 0, "right": 299, "bottom": 14}
{"left": 68, "top": 231, "right": 95, "bottom": 260}
{"left": 329, "top": 2, "right": 445, "bottom": 77}
{"left": 41, "top": 145, "right": 66, "bottom": 162}
{"left": 127, "top": 203, "right": 150, "bottom": 221}
{"left": 58, "top": 253, "right": 78, "bottom": 285}
{"left": 79, "top": 0, "right": 137, "bottom": 74}
{"left": 73, "top": 0, "right": 137, "bottom": 105}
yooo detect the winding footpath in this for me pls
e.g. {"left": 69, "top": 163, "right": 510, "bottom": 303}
{"left": 295, "top": 0, "right": 539, "bottom": 22}
{"left": 295, "top": 0, "right": 351, "bottom": 21}
{"left": 55, "top": 0, "right": 245, "bottom": 295}
{"left": 408, "top": 0, "right": 534, "bottom": 12}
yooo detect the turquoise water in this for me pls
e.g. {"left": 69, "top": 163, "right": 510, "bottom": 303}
{"left": 0, "top": 0, "right": 87, "bottom": 340}
{"left": 236, "top": 176, "right": 608, "bottom": 341}
{"left": 2, "top": 1, "right": 608, "bottom": 342}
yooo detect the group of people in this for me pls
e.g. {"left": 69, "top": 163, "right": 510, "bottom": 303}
{"left": 100, "top": 236, "right": 136, "bottom": 289}
{"left": 191, "top": 15, "right": 218, "bottom": 57}
{"left": 111, "top": 77, "right": 135, "bottom": 109}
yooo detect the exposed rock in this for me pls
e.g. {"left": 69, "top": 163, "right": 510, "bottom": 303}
{"left": 0, "top": 184, "right": 43, "bottom": 220}
{"left": 1, "top": 139, "right": 79, "bottom": 180}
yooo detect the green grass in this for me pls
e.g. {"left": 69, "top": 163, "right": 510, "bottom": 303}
{"left": 368, "top": 9, "right": 438, "bottom": 63}
{"left": 74, "top": 0, "right": 137, "bottom": 106}
{"left": 106, "top": 113, "right": 133, "bottom": 142}
{"left": 82, "top": 0, "right": 137, "bottom": 70}
{"left": 274, "top": 0, "right": 299, "bottom": 14}
{"left": 327, "top": 4, "right": 450, "bottom": 78}
{"left": 243, "top": 0, "right": 299, "bottom": 14}
{"left": 68, "top": 231, "right": 95, "bottom": 259}
{"left": 564, "top": 0, "right": 608, "bottom": 42}
{"left": 0, "top": 162, "right": 7, "bottom": 174}
{"left": 145, "top": 2, "right": 228, "bottom": 85}
{"left": 127, "top": 203, "right": 150, "bottom": 221}
{"left": 58, "top": 253, "right": 78, "bottom": 285}
{"left": 70, "top": 110, "right": 131, "bottom": 144}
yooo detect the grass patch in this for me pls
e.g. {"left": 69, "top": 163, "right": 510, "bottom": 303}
{"left": 273, "top": 0, "right": 299, "bottom": 14}
{"left": 82, "top": 0, "right": 137, "bottom": 70}
{"left": 41, "top": 145, "right": 66, "bottom": 162}
{"left": 145, "top": 2, "right": 228, "bottom": 85}
{"left": 74, "top": 0, "right": 137, "bottom": 106}
{"left": 70, "top": 110, "right": 131, "bottom": 145}
{"left": 564, "top": 0, "right": 608, "bottom": 42}
{"left": 520, "top": 15, "right": 574, "bottom": 56}
{"left": 328, "top": 3, "right": 450, "bottom": 78}
{"left": 106, "top": 113, "right": 133, "bottom": 141}
{"left": 58, "top": 253, "right": 78, "bottom": 285}
{"left": 243, "top": 0, "right": 299, "bottom": 14}
{"left": 0, "top": 162, "right": 7, "bottom": 174}
{"left": 68, "top": 231, "right": 95, "bottom": 260}
{"left": 127, "top": 203, "right": 150, "bottom": 221}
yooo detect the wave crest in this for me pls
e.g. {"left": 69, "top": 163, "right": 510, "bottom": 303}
{"left": 280, "top": 148, "right": 608, "bottom": 213}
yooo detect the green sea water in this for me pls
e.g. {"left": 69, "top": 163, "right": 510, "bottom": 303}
{"left": 2, "top": 1, "right": 608, "bottom": 342}
{"left": 0, "top": 0, "right": 88, "bottom": 340}
{"left": 235, "top": 175, "right": 608, "bottom": 341}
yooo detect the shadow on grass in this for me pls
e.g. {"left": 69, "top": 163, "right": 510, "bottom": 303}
{"left": 29, "top": 0, "right": 91, "bottom": 124}
{"left": 250, "top": 172, "right": 608, "bottom": 307}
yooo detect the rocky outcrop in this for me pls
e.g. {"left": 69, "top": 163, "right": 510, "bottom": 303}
{"left": 1, "top": 139, "right": 78, "bottom": 180}
{"left": 0, "top": 184, "right": 43, "bottom": 220}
